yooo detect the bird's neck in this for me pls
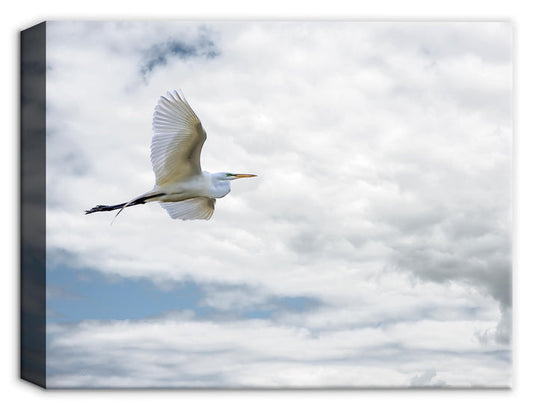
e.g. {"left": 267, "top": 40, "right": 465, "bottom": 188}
{"left": 209, "top": 173, "right": 231, "bottom": 198}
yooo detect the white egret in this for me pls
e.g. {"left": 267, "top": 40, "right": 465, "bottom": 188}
{"left": 85, "top": 90, "right": 256, "bottom": 220}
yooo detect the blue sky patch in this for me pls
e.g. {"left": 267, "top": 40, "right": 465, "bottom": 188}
{"left": 46, "top": 264, "right": 322, "bottom": 324}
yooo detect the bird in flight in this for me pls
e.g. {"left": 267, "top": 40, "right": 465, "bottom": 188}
{"left": 85, "top": 90, "right": 256, "bottom": 221}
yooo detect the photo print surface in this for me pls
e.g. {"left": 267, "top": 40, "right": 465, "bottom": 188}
{"left": 45, "top": 21, "right": 512, "bottom": 388}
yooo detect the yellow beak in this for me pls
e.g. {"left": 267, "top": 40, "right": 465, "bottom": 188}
{"left": 234, "top": 174, "right": 257, "bottom": 178}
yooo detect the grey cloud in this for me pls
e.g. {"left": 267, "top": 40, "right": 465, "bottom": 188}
{"left": 289, "top": 230, "right": 326, "bottom": 256}
{"left": 476, "top": 305, "right": 511, "bottom": 345}
{"left": 390, "top": 228, "right": 511, "bottom": 344}
{"left": 376, "top": 22, "right": 511, "bottom": 63}
{"left": 410, "top": 369, "right": 436, "bottom": 386}
{"left": 363, "top": 24, "right": 512, "bottom": 123}
{"left": 409, "top": 369, "right": 449, "bottom": 387}
{"left": 46, "top": 316, "right": 511, "bottom": 388}
{"left": 378, "top": 186, "right": 512, "bottom": 336}
{"left": 199, "top": 282, "right": 323, "bottom": 320}
{"left": 46, "top": 128, "right": 90, "bottom": 181}
{"left": 140, "top": 34, "right": 220, "bottom": 78}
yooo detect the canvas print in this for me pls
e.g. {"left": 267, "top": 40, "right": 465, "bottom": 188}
{"left": 22, "top": 21, "right": 512, "bottom": 388}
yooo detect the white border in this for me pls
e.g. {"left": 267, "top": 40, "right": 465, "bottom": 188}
{"left": 2, "top": 1, "right": 531, "bottom": 409}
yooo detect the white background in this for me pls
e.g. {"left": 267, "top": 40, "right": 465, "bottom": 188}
{"left": 1, "top": 0, "right": 531, "bottom": 408}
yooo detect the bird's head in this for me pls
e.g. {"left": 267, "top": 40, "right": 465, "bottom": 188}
{"left": 219, "top": 172, "right": 257, "bottom": 181}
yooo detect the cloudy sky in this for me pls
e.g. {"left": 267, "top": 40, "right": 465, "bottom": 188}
{"left": 45, "top": 21, "right": 512, "bottom": 388}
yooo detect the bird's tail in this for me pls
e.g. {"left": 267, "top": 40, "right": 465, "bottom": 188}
{"left": 85, "top": 192, "right": 165, "bottom": 219}
{"left": 85, "top": 203, "right": 129, "bottom": 214}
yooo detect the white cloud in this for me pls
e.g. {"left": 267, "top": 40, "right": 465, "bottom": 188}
{"left": 45, "top": 21, "right": 512, "bottom": 387}
{"left": 47, "top": 310, "right": 509, "bottom": 388}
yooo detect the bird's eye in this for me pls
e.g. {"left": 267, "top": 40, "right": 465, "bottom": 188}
{"left": 226, "top": 173, "right": 233, "bottom": 177}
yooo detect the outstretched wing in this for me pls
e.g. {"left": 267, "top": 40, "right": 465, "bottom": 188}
{"left": 160, "top": 197, "right": 216, "bottom": 220}
{"left": 151, "top": 90, "right": 207, "bottom": 186}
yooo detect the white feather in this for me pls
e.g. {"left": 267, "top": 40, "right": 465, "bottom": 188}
{"left": 160, "top": 197, "right": 215, "bottom": 220}
{"left": 151, "top": 90, "right": 207, "bottom": 186}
